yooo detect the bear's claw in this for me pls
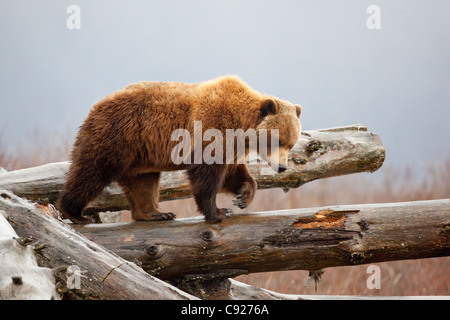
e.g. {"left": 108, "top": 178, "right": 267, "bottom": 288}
{"left": 134, "top": 211, "right": 176, "bottom": 221}
{"left": 68, "top": 215, "right": 95, "bottom": 225}
{"left": 222, "top": 208, "right": 233, "bottom": 217}
{"left": 159, "top": 212, "right": 177, "bottom": 220}
{"left": 206, "top": 208, "right": 233, "bottom": 224}
{"left": 233, "top": 194, "right": 247, "bottom": 209}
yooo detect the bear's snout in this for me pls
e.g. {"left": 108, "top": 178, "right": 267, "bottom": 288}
{"left": 277, "top": 165, "right": 287, "bottom": 173}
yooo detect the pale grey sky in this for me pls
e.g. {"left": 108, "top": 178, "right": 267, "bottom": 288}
{"left": 1, "top": 0, "right": 449, "bottom": 173}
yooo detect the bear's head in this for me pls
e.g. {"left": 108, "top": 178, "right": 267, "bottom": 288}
{"left": 256, "top": 98, "right": 302, "bottom": 173}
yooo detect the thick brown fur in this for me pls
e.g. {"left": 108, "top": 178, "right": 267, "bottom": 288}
{"left": 58, "top": 76, "right": 302, "bottom": 224}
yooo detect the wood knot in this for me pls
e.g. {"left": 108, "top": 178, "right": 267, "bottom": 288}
{"left": 292, "top": 157, "right": 307, "bottom": 165}
{"left": 1, "top": 193, "right": 11, "bottom": 200}
{"left": 351, "top": 252, "right": 366, "bottom": 264}
{"left": 201, "top": 230, "right": 213, "bottom": 243}
{"left": 145, "top": 244, "right": 166, "bottom": 260}
{"left": 305, "top": 140, "right": 322, "bottom": 155}
{"left": 12, "top": 276, "right": 23, "bottom": 285}
{"left": 14, "top": 236, "right": 36, "bottom": 247}
{"left": 146, "top": 245, "right": 159, "bottom": 256}
{"left": 357, "top": 220, "right": 369, "bottom": 231}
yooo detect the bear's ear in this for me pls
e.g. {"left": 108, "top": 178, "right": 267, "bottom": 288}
{"left": 295, "top": 104, "right": 302, "bottom": 118}
{"left": 260, "top": 98, "right": 278, "bottom": 118}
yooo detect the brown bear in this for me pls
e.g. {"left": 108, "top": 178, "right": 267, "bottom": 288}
{"left": 58, "top": 76, "right": 302, "bottom": 224}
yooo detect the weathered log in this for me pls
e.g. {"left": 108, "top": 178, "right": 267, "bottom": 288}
{"left": 74, "top": 199, "right": 450, "bottom": 298}
{"left": 0, "top": 189, "right": 197, "bottom": 300}
{"left": 0, "top": 124, "right": 385, "bottom": 214}
{"left": 0, "top": 210, "right": 59, "bottom": 300}
{"left": 223, "top": 279, "right": 449, "bottom": 300}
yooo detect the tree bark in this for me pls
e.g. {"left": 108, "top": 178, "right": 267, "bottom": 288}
{"left": 0, "top": 124, "right": 385, "bottom": 214}
{"left": 73, "top": 199, "right": 450, "bottom": 298}
{"left": 0, "top": 189, "right": 196, "bottom": 300}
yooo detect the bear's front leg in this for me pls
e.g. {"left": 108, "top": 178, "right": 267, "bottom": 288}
{"left": 222, "top": 164, "right": 257, "bottom": 209}
{"left": 187, "top": 164, "right": 232, "bottom": 223}
{"left": 232, "top": 180, "right": 257, "bottom": 209}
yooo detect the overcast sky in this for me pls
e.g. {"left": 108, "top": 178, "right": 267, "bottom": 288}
{"left": 1, "top": 0, "right": 449, "bottom": 174}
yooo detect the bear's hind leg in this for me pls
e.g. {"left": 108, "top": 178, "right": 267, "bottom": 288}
{"left": 59, "top": 164, "right": 113, "bottom": 224}
{"left": 119, "top": 172, "right": 176, "bottom": 221}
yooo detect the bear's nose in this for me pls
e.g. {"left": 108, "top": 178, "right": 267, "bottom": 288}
{"left": 278, "top": 165, "right": 287, "bottom": 173}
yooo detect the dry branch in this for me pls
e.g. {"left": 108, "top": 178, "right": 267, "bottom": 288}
{"left": 0, "top": 124, "right": 385, "bottom": 214}
{"left": 0, "top": 189, "right": 196, "bottom": 300}
{"left": 74, "top": 199, "right": 450, "bottom": 297}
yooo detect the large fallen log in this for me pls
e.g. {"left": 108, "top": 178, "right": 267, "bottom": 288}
{"left": 0, "top": 189, "right": 196, "bottom": 300}
{"left": 222, "top": 279, "right": 449, "bottom": 300}
{"left": 0, "top": 210, "right": 59, "bottom": 299}
{"left": 75, "top": 199, "right": 450, "bottom": 298}
{"left": 1, "top": 188, "right": 448, "bottom": 299}
{"left": 0, "top": 124, "right": 385, "bottom": 214}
